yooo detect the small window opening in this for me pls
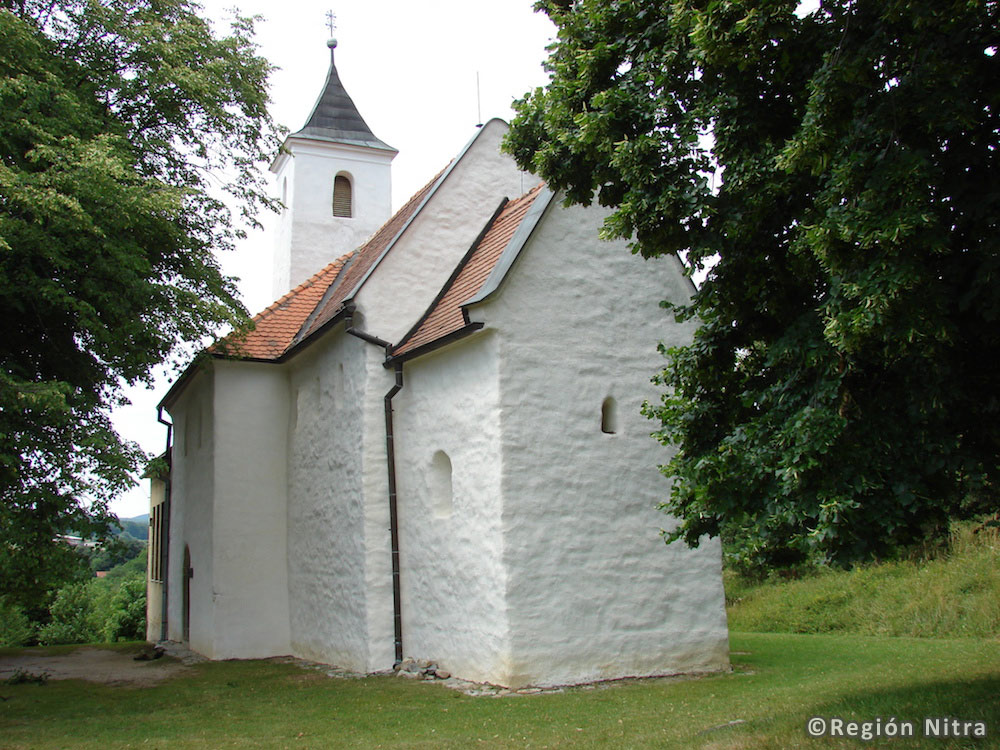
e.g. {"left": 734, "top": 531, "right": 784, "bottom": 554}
{"left": 429, "top": 450, "right": 453, "bottom": 519}
{"left": 601, "top": 396, "right": 619, "bottom": 434}
{"left": 149, "top": 502, "right": 165, "bottom": 583}
{"left": 332, "top": 174, "right": 352, "bottom": 217}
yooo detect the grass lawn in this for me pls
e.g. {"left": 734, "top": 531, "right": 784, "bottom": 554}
{"left": 1, "top": 633, "right": 996, "bottom": 749}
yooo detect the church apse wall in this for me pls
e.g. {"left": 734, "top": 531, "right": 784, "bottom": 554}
{"left": 483, "top": 199, "right": 730, "bottom": 687}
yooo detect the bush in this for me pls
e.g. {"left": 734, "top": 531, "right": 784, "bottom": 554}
{"left": 37, "top": 582, "right": 102, "bottom": 645}
{"left": 103, "top": 576, "right": 146, "bottom": 642}
{"left": 0, "top": 596, "right": 35, "bottom": 647}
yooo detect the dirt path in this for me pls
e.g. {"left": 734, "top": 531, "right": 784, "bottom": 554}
{"left": 0, "top": 646, "right": 192, "bottom": 687}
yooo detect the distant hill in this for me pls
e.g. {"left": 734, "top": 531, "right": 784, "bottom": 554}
{"left": 114, "top": 516, "right": 148, "bottom": 542}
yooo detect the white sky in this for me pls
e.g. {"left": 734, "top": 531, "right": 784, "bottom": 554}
{"left": 109, "top": 0, "right": 556, "bottom": 517}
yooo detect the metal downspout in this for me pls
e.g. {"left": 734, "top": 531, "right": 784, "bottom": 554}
{"left": 156, "top": 407, "right": 172, "bottom": 644}
{"left": 383, "top": 363, "right": 404, "bottom": 666}
{"left": 345, "top": 307, "right": 405, "bottom": 667}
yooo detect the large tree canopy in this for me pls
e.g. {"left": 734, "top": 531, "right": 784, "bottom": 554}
{"left": 507, "top": 0, "right": 999, "bottom": 568}
{"left": 0, "top": 0, "right": 280, "bottom": 606}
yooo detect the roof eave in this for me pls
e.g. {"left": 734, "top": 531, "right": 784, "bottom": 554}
{"left": 387, "top": 322, "right": 485, "bottom": 366}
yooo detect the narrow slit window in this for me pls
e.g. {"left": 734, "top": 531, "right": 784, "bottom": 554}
{"left": 430, "top": 450, "right": 453, "bottom": 519}
{"left": 332, "top": 174, "right": 352, "bottom": 217}
{"left": 601, "top": 396, "right": 619, "bottom": 434}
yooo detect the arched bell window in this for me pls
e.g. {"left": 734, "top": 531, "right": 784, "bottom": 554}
{"left": 332, "top": 173, "right": 353, "bottom": 217}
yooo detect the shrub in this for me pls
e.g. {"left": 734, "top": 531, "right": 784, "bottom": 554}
{"left": 0, "top": 596, "right": 35, "bottom": 647}
{"left": 37, "top": 582, "right": 102, "bottom": 645}
{"left": 103, "top": 575, "right": 146, "bottom": 642}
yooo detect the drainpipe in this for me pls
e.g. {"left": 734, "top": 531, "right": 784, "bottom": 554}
{"left": 156, "top": 406, "right": 172, "bottom": 644}
{"left": 383, "top": 363, "right": 404, "bottom": 667}
{"left": 344, "top": 305, "right": 405, "bottom": 667}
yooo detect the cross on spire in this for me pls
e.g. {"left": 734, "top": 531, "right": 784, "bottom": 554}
{"left": 326, "top": 10, "right": 337, "bottom": 38}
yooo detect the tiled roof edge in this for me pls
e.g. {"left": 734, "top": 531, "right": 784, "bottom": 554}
{"left": 388, "top": 322, "right": 485, "bottom": 365}
{"left": 391, "top": 197, "right": 509, "bottom": 357}
{"left": 291, "top": 252, "right": 359, "bottom": 346}
{"left": 460, "top": 186, "right": 555, "bottom": 308}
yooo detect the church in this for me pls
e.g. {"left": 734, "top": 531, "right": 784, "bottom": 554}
{"left": 145, "top": 37, "right": 729, "bottom": 688}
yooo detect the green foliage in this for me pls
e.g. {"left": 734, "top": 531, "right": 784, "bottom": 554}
{"left": 0, "top": 0, "right": 280, "bottom": 605}
{"left": 727, "top": 520, "right": 1000, "bottom": 638}
{"left": 507, "top": 0, "right": 1000, "bottom": 568}
{"left": 84, "top": 535, "right": 145, "bottom": 573}
{"left": 0, "top": 596, "right": 35, "bottom": 647}
{"left": 103, "top": 576, "right": 146, "bottom": 642}
{"left": 34, "top": 555, "right": 146, "bottom": 646}
{"left": 36, "top": 581, "right": 103, "bottom": 646}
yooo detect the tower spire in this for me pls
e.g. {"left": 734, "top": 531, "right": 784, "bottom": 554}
{"left": 269, "top": 27, "right": 396, "bottom": 297}
{"left": 292, "top": 32, "right": 395, "bottom": 153}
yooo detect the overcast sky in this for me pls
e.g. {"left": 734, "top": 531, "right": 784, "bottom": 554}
{"left": 109, "top": 0, "right": 557, "bottom": 517}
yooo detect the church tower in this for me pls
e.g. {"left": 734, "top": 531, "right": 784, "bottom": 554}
{"left": 270, "top": 37, "right": 397, "bottom": 297}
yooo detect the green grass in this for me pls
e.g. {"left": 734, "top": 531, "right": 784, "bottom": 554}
{"left": 1, "top": 634, "right": 997, "bottom": 749}
{"left": 726, "top": 522, "right": 1000, "bottom": 638}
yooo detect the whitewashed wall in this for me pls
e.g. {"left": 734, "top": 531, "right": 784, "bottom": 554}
{"left": 145, "top": 477, "right": 166, "bottom": 643}
{"left": 357, "top": 347, "right": 397, "bottom": 672}
{"left": 164, "top": 372, "right": 216, "bottom": 655}
{"left": 392, "top": 333, "right": 510, "bottom": 684}
{"left": 208, "top": 361, "right": 292, "bottom": 659}
{"left": 272, "top": 138, "right": 394, "bottom": 297}
{"left": 285, "top": 329, "right": 375, "bottom": 671}
{"left": 470, "top": 199, "right": 730, "bottom": 688}
{"left": 355, "top": 120, "right": 529, "bottom": 344}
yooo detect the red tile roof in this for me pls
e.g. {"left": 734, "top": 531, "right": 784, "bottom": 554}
{"left": 213, "top": 166, "right": 447, "bottom": 362}
{"left": 212, "top": 252, "right": 354, "bottom": 360}
{"left": 392, "top": 184, "right": 545, "bottom": 358}
{"left": 211, "top": 172, "right": 543, "bottom": 366}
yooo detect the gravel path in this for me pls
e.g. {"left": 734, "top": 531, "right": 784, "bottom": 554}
{"left": 0, "top": 645, "right": 193, "bottom": 687}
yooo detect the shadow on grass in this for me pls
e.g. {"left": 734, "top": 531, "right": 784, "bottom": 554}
{"left": 813, "top": 674, "right": 999, "bottom": 727}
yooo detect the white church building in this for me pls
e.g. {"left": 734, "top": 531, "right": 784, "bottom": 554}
{"left": 146, "top": 38, "right": 729, "bottom": 688}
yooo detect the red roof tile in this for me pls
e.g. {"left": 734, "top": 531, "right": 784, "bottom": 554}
{"left": 212, "top": 252, "right": 354, "bottom": 360}
{"left": 393, "top": 183, "right": 545, "bottom": 358}
{"left": 213, "top": 166, "right": 447, "bottom": 361}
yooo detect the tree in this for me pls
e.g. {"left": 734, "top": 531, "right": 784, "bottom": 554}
{"left": 506, "top": 0, "right": 1000, "bottom": 569}
{"left": 0, "top": 0, "right": 280, "bottom": 606}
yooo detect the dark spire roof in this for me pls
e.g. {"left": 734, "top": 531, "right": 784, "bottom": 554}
{"left": 292, "top": 39, "right": 396, "bottom": 153}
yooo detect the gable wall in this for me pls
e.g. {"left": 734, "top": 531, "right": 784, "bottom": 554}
{"left": 391, "top": 332, "right": 509, "bottom": 684}
{"left": 474, "top": 200, "right": 730, "bottom": 687}
{"left": 353, "top": 120, "right": 529, "bottom": 345}
{"left": 285, "top": 329, "right": 375, "bottom": 671}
